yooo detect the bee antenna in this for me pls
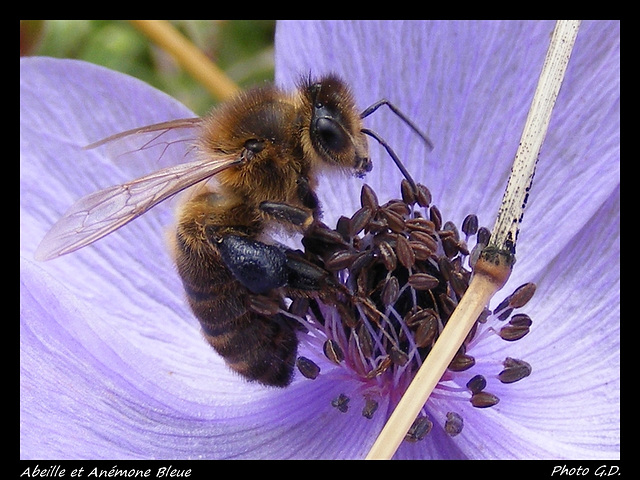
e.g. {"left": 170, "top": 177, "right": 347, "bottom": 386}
{"left": 360, "top": 99, "right": 434, "bottom": 151}
{"left": 361, "top": 128, "right": 417, "bottom": 192}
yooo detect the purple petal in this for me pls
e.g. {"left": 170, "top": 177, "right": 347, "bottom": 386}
{"left": 21, "top": 19, "right": 619, "bottom": 459}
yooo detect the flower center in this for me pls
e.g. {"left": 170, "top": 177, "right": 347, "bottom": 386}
{"left": 286, "top": 180, "right": 534, "bottom": 441}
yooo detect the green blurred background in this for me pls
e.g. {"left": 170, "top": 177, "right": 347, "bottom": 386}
{"left": 20, "top": 20, "right": 276, "bottom": 116}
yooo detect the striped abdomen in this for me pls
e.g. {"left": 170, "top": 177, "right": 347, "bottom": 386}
{"left": 173, "top": 202, "right": 298, "bottom": 387}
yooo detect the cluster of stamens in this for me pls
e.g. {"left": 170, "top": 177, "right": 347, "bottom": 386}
{"left": 287, "top": 180, "right": 534, "bottom": 441}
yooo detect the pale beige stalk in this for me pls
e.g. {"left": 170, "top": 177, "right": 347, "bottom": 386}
{"left": 129, "top": 20, "right": 240, "bottom": 102}
{"left": 365, "top": 20, "right": 581, "bottom": 460}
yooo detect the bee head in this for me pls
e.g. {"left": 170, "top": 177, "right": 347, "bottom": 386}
{"left": 301, "top": 75, "right": 371, "bottom": 176}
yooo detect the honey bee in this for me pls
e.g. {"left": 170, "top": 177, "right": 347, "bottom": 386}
{"left": 35, "top": 74, "right": 431, "bottom": 387}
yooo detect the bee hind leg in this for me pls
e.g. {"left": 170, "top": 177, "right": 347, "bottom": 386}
{"left": 218, "top": 235, "right": 288, "bottom": 295}
{"left": 284, "top": 251, "right": 331, "bottom": 291}
{"left": 218, "top": 234, "right": 330, "bottom": 295}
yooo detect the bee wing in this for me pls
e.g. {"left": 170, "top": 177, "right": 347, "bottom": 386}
{"left": 85, "top": 118, "right": 203, "bottom": 166}
{"left": 86, "top": 117, "right": 202, "bottom": 149}
{"left": 35, "top": 154, "right": 242, "bottom": 261}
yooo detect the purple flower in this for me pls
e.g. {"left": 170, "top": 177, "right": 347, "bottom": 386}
{"left": 20, "top": 20, "right": 619, "bottom": 459}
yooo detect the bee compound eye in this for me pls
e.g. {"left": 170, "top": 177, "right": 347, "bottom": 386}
{"left": 315, "top": 117, "right": 347, "bottom": 152}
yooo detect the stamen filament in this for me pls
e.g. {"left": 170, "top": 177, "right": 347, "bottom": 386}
{"left": 365, "top": 272, "right": 501, "bottom": 459}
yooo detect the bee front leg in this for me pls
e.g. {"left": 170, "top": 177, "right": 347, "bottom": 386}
{"left": 259, "top": 201, "right": 314, "bottom": 229}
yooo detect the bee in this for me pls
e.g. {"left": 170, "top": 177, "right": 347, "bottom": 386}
{"left": 35, "top": 74, "right": 431, "bottom": 387}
